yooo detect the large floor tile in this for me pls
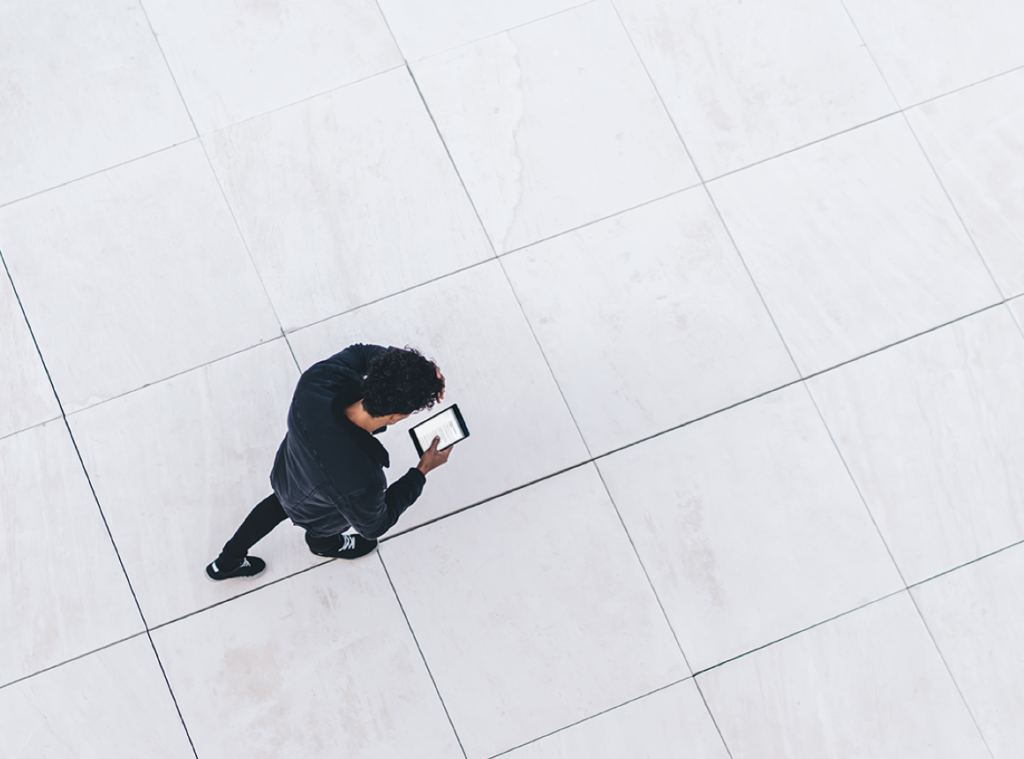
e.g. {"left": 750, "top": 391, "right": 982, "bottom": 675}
{"left": 0, "top": 0, "right": 194, "bottom": 205}
{"left": 908, "top": 68, "right": 1024, "bottom": 297}
{"left": 0, "top": 635, "right": 190, "bottom": 753}
{"left": 0, "top": 142, "right": 281, "bottom": 413}
{"left": 0, "top": 422, "right": 142, "bottom": 686}
{"left": 0, "top": 636, "right": 193, "bottom": 759}
{"left": 599, "top": 384, "right": 902, "bottom": 672}
{"left": 710, "top": 116, "right": 1000, "bottom": 375}
{"left": 144, "top": 0, "right": 401, "bottom": 133}
{"left": 808, "top": 306, "right": 1024, "bottom": 585}
{"left": 67, "top": 340, "right": 317, "bottom": 628}
{"left": 378, "top": 0, "right": 585, "bottom": 61}
{"left": 502, "top": 680, "right": 729, "bottom": 759}
{"left": 616, "top": 0, "right": 896, "bottom": 178}
{"left": 700, "top": 593, "right": 989, "bottom": 758}
{"left": 152, "top": 559, "right": 462, "bottom": 759}
{"left": 0, "top": 270, "right": 60, "bottom": 440}
{"left": 412, "top": 0, "right": 698, "bottom": 254}
{"left": 287, "top": 261, "right": 590, "bottom": 532}
{"left": 912, "top": 543, "right": 1024, "bottom": 758}
{"left": 504, "top": 189, "right": 797, "bottom": 455}
{"left": 382, "top": 465, "right": 689, "bottom": 759}
{"left": 844, "top": 0, "right": 1024, "bottom": 106}
{"left": 205, "top": 68, "right": 492, "bottom": 332}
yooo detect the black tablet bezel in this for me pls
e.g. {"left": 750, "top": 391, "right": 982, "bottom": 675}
{"left": 409, "top": 404, "right": 470, "bottom": 456}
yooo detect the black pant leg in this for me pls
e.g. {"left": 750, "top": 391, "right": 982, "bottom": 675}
{"left": 218, "top": 493, "right": 288, "bottom": 566}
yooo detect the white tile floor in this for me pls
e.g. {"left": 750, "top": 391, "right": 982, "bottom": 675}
{"left": 2, "top": 1, "right": 1023, "bottom": 757}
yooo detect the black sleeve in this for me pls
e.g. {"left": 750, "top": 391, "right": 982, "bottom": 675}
{"left": 345, "top": 468, "right": 426, "bottom": 540}
{"left": 338, "top": 343, "right": 386, "bottom": 376}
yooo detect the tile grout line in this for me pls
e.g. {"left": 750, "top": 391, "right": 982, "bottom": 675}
{"left": 0, "top": 630, "right": 151, "bottom": 693}
{"left": 372, "top": 0, "right": 407, "bottom": 64}
{"left": 803, "top": 325, "right": 998, "bottom": 759}
{"left": 134, "top": 0, "right": 296, "bottom": 362}
{"left": 483, "top": 675, "right": 694, "bottom": 759}
{"left": 494, "top": 253, "right": 596, "bottom": 458}
{"left": 903, "top": 588, "right": 999, "bottom": 758}
{"left": 0, "top": 138, "right": 194, "bottom": 212}
{"left": 1008, "top": 300, "right": 1024, "bottom": 343}
{"left": 591, "top": 465, "right": 694, "bottom": 675}
{"left": 390, "top": 0, "right": 599, "bottom": 66}
{"left": 376, "top": 552, "right": 469, "bottom": 759}
{"left": 0, "top": 246, "right": 201, "bottom": 759}
{"left": 835, "top": 1, "right": 1004, "bottom": 301}
{"left": 898, "top": 106, "right": 1006, "bottom": 299}
{"left": 607, "top": 0, "right": 803, "bottom": 394}
{"left": 280, "top": 258, "right": 497, "bottom": 338}
{"left": 799, "top": 381, "right": 911, "bottom": 587}
{"left": 832, "top": 7, "right": 1002, "bottom": 755}
{"left": 496, "top": 181, "right": 701, "bottom": 258}
{"left": 58, "top": 336, "right": 290, "bottom": 419}
{"left": 483, "top": 561, "right": 1011, "bottom": 757}
{"left": 684, "top": 534, "right": 1024, "bottom": 684}
{"left": 900, "top": 60, "right": 1024, "bottom": 112}
{"left": 404, "top": 58, "right": 596, "bottom": 456}
{"left": 24, "top": 528, "right": 1024, "bottom": 698}
{"left": 688, "top": 586, "right": 908, "bottom": 678}
{"left": 589, "top": 461, "right": 740, "bottom": 759}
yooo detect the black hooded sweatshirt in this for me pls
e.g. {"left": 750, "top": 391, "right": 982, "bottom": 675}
{"left": 270, "top": 343, "right": 426, "bottom": 539}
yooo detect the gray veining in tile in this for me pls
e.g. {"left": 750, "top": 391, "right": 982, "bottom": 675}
{"left": 1, "top": 422, "right": 142, "bottom": 686}
{"left": 711, "top": 116, "right": 1000, "bottom": 375}
{"left": 411, "top": 0, "right": 698, "bottom": 253}
{"left": 701, "top": 593, "right": 990, "bottom": 759}
{"left": 0, "top": 0, "right": 194, "bottom": 205}
{"left": 808, "top": 306, "right": 1024, "bottom": 585}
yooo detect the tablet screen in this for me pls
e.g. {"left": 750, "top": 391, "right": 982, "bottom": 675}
{"left": 411, "top": 406, "right": 467, "bottom": 453}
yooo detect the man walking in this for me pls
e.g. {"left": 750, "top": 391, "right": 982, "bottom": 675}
{"left": 206, "top": 343, "right": 450, "bottom": 580}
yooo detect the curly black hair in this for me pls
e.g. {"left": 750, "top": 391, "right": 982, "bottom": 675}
{"left": 361, "top": 347, "right": 443, "bottom": 418}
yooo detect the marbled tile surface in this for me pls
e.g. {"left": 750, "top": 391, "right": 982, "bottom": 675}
{"left": 4, "top": 1, "right": 1021, "bottom": 756}
{"left": 381, "top": 465, "right": 689, "bottom": 759}
{"left": 701, "top": 593, "right": 991, "bottom": 759}
{"left": 504, "top": 188, "right": 797, "bottom": 455}
{"left": 808, "top": 306, "right": 1024, "bottom": 585}
{"left": 710, "top": 116, "right": 1000, "bottom": 376}
{"left": 908, "top": 67, "right": 1024, "bottom": 298}
{"left": 204, "top": 67, "right": 493, "bottom": 332}
{"left": 0, "top": 0, "right": 195, "bottom": 206}
{"left": 599, "top": 384, "right": 903, "bottom": 671}
{"left": 912, "top": 543, "right": 1024, "bottom": 759}
{"left": 144, "top": 0, "right": 402, "bottom": 133}
{"left": 152, "top": 559, "right": 464, "bottom": 759}
{"left": 501, "top": 680, "right": 730, "bottom": 759}
{"left": 0, "top": 422, "right": 142, "bottom": 686}
{"left": 0, "top": 272, "right": 60, "bottom": 440}
{"left": 843, "top": 0, "right": 1024, "bottom": 106}
{"left": 0, "top": 142, "right": 281, "bottom": 413}
{"left": 67, "top": 339, "right": 317, "bottom": 628}
{"left": 377, "top": 0, "right": 587, "bottom": 61}
{"left": 615, "top": 0, "right": 896, "bottom": 177}
{"left": 0, "top": 636, "right": 193, "bottom": 759}
{"left": 411, "top": 0, "right": 698, "bottom": 253}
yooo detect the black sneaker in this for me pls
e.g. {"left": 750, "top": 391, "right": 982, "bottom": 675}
{"left": 310, "top": 534, "right": 378, "bottom": 560}
{"left": 205, "top": 556, "right": 266, "bottom": 581}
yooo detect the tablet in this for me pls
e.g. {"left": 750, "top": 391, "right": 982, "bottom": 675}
{"left": 410, "top": 404, "right": 470, "bottom": 456}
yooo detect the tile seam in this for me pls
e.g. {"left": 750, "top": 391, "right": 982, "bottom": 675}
{"left": 0, "top": 244, "right": 201, "bottom": 759}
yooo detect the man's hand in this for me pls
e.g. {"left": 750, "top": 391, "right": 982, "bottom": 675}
{"left": 417, "top": 436, "right": 452, "bottom": 475}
